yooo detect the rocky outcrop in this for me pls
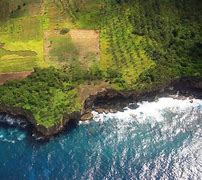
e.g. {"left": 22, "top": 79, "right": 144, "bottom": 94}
{"left": 81, "top": 77, "right": 202, "bottom": 115}
{"left": 0, "top": 76, "right": 201, "bottom": 139}
{"left": 34, "top": 111, "right": 81, "bottom": 137}
{"left": 0, "top": 105, "right": 80, "bottom": 138}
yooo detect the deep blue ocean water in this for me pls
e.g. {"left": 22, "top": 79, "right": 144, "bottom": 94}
{"left": 0, "top": 97, "right": 202, "bottom": 180}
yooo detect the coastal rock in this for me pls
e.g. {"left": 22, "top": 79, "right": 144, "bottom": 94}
{"left": 80, "top": 112, "right": 93, "bottom": 121}
{"left": 36, "top": 111, "right": 81, "bottom": 137}
{"left": 194, "top": 82, "right": 202, "bottom": 89}
{"left": 128, "top": 103, "right": 139, "bottom": 109}
{"left": 0, "top": 105, "right": 81, "bottom": 138}
{"left": 0, "top": 77, "right": 202, "bottom": 139}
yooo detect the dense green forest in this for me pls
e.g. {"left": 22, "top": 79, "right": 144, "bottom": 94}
{"left": 0, "top": 67, "right": 81, "bottom": 127}
{"left": 0, "top": 0, "right": 201, "bottom": 128}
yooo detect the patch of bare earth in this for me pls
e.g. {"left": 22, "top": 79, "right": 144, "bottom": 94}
{"left": 0, "top": 71, "right": 32, "bottom": 85}
{"left": 77, "top": 81, "right": 109, "bottom": 121}
{"left": 44, "top": 30, "right": 52, "bottom": 62}
{"left": 44, "top": 29, "right": 100, "bottom": 66}
{"left": 69, "top": 29, "right": 100, "bottom": 67}
{"left": 77, "top": 81, "right": 109, "bottom": 105}
{"left": 27, "top": 1, "right": 43, "bottom": 16}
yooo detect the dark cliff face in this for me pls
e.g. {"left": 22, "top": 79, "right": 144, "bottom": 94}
{"left": 0, "top": 105, "right": 80, "bottom": 138}
{"left": 84, "top": 77, "right": 202, "bottom": 114}
{"left": 0, "top": 77, "right": 201, "bottom": 139}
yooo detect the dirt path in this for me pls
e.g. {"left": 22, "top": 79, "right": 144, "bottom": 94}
{"left": 44, "top": 30, "right": 52, "bottom": 62}
{"left": 0, "top": 71, "right": 32, "bottom": 85}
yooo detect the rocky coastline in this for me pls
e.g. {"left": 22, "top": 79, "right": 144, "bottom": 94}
{"left": 0, "top": 77, "right": 202, "bottom": 139}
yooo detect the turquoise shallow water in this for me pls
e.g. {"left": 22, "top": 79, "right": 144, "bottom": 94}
{"left": 0, "top": 97, "right": 202, "bottom": 179}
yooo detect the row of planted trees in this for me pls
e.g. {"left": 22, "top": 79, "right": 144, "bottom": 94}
{"left": 56, "top": 0, "right": 201, "bottom": 90}
{"left": 99, "top": 0, "right": 202, "bottom": 89}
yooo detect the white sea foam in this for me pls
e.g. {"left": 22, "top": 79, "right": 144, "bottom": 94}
{"left": 17, "top": 133, "right": 26, "bottom": 141}
{"left": 0, "top": 128, "right": 26, "bottom": 143}
{"left": 81, "top": 97, "right": 202, "bottom": 143}
{"left": 90, "top": 97, "right": 202, "bottom": 124}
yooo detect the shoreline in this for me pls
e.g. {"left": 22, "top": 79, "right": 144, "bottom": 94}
{"left": 0, "top": 76, "right": 202, "bottom": 139}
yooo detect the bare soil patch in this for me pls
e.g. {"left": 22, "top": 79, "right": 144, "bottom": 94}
{"left": 69, "top": 29, "right": 100, "bottom": 66}
{"left": 77, "top": 81, "right": 109, "bottom": 105}
{"left": 0, "top": 71, "right": 32, "bottom": 85}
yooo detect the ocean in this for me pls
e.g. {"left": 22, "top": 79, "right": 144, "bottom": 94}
{"left": 0, "top": 97, "right": 202, "bottom": 179}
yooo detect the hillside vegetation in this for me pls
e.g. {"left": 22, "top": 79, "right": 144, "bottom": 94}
{"left": 0, "top": 0, "right": 201, "bottom": 128}
{"left": 63, "top": 0, "right": 202, "bottom": 90}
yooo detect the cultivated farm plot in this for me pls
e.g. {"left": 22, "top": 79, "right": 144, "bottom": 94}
{"left": 9, "top": 0, "right": 42, "bottom": 18}
{"left": 44, "top": 29, "right": 100, "bottom": 68}
{"left": 0, "top": 16, "right": 45, "bottom": 73}
{"left": 44, "top": 30, "right": 79, "bottom": 66}
{"left": 0, "top": 0, "right": 101, "bottom": 80}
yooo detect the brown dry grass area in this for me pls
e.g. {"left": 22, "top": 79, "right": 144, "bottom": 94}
{"left": 69, "top": 29, "right": 100, "bottom": 66}
{"left": 27, "top": 1, "right": 43, "bottom": 16}
{"left": 77, "top": 81, "right": 109, "bottom": 105}
{"left": 0, "top": 71, "right": 32, "bottom": 85}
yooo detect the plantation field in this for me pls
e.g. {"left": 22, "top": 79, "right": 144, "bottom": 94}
{"left": 0, "top": 4, "right": 45, "bottom": 73}
{"left": 64, "top": 0, "right": 202, "bottom": 90}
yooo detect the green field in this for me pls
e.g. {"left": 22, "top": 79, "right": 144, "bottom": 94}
{"left": 0, "top": 8, "right": 45, "bottom": 72}
{"left": 0, "top": 0, "right": 72, "bottom": 73}
{"left": 49, "top": 35, "right": 79, "bottom": 63}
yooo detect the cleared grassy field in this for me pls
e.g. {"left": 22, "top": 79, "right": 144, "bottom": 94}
{"left": 42, "top": 0, "right": 100, "bottom": 68}
{"left": 0, "top": 6, "right": 45, "bottom": 73}
{"left": 0, "top": 0, "right": 101, "bottom": 74}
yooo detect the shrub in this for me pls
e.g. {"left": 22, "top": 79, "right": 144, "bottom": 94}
{"left": 60, "top": 28, "right": 70, "bottom": 35}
